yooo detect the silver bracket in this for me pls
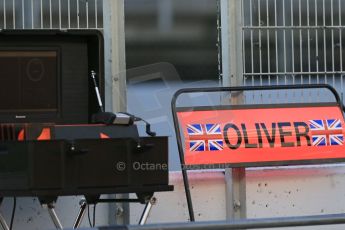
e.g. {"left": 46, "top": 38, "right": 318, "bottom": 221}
{"left": 139, "top": 197, "right": 157, "bottom": 225}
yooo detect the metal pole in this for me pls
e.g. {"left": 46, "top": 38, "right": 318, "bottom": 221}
{"left": 220, "top": 0, "right": 246, "bottom": 220}
{"left": 103, "top": 1, "right": 128, "bottom": 225}
{"left": 225, "top": 168, "right": 246, "bottom": 219}
{"left": 0, "top": 213, "right": 9, "bottom": 230}
{"left": 226, "top": 89, "right": 246, "bottom": 219}
{"left": 139, "top": 197, "right": 157, "bottom": 225}
{"left": 47, "top": 209, "right": 63, "bottom": 230}
{"left": 220, "top": 0, "right": 243, "bottom": 87}
{"left": 73, "top": 200, "right": 87, "bottom": 229}
{"left": 103, "top": 0, "right": 127, "bottom": 113}
{"left": 0, "top": 198, "right": 8, "bottom": 230}
{"left": 126, "top": 213, "right": 345, "bottom": 230}
{"left": 42, "top": 203, "right": 63, "bottom": 230}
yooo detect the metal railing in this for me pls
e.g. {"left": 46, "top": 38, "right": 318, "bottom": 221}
{"left": 0, "top": 0, "right": 103, "bottom": 30}
{"left": 71, "top": 213, "right": 345, "bottom": 230}
{"left": 241, "top": 0, "right": 345, "bottom": 98}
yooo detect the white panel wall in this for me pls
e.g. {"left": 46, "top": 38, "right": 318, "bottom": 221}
{"left": 130, "top": 167, "right": 345, "bottom": 229}
{"left": 130, "top": 171, "right": 226, "bottom": 223}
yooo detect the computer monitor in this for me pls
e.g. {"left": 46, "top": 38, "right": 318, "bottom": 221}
{"left": 0, "top": 30, "right": 104, "bottom": 124}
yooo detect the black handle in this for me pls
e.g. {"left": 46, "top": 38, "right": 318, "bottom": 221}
{"left": 68, "top": 143, "right": 89, "bottom": 156}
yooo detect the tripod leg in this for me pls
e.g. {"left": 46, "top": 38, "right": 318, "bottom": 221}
{"left": 0, "top": 198, "right": 8, "bottom": 230}
{"left": 73, "top": 200, "right": 87, "bottom": 229}
{"left": 0, "top": 213, "right": 9, "bottom": 230}
{"left": 138, "top": 197, "right": 156, "bottom": 225}
{"left": 42, "top": 203, "right": 63, "bottom": 230}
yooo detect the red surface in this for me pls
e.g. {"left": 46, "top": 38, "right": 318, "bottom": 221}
{"left": 37, "top": 128, "right": 51, "bottom": 140}
{"left": 17, "top": 129, "right": 25, "bottom": 141}
{"left": 177, "top": 106, "right": 345, "bottom": 165}
{"left": 100, "top": 132, "right": 110, "bottom": 139}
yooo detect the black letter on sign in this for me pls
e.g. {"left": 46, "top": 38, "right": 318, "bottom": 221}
{"left": 294, "top": 122, "right": 311, "bottom": 146}
{"left": 261, "top": 123, "right": 276, "bottom": 147}
{"left": 223, "top": 123, "right": 242, "bottom": 150}
{"left": 278, "top": 122, "right": 294, "bottom": 147}
{"left": 255, "top": 123, "right": 263, "bottom": 148}
{"left": 241, "top": 124, "right": 258, "bottom": 148}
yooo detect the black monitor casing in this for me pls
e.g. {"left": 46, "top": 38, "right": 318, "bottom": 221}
{"left": 0, "top": 30, "right": 104, "bottom": 124}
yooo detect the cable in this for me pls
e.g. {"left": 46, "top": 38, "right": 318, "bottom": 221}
{"left": 87, "top": 204, "right": 92, "bottom": 227}
{"left": 132, "top": 116, "right": 156, "bottom": 137}
{"left": 92, "top": 204, "right": 97, "bottom": 227}
{"left": 9, "top": 197, "right": 16, "bottom": 230}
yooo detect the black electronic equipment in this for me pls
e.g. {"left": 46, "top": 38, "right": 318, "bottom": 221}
{"left": 0, "top": 30, "right": 104, "bottom": 124}
{"left": 0, "top": 30, "right": 173, "bottom": 229}
{"left": 0, "top": 133, "right": 171, "bottom": 198}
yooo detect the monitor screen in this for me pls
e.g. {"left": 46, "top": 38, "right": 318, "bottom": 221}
{"left": 0, "top": 50, "right": 59, "bottom": 116}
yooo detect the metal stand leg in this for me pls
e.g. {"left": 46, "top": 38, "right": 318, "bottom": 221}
{"left": 73, "top": 199, "right": 87, "bottom": 229}
{"left": 42, "top": 203, "right": 63, "bottom": 230}
{"left": 0, "top": 198, "right": 9, "bottom": 230}
{"left": 0, "top": 213, "right": 9, "bottom": 230}
{"left": 138, "top": 197, "right": 156, "bottom": 225}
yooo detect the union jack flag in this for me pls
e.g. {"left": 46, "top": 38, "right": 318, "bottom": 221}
{"left": 187, "top": 124, "right": 223, "bottom": 151}
{"left": 309, "top": 119, "right": 343, "bottom": 146}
